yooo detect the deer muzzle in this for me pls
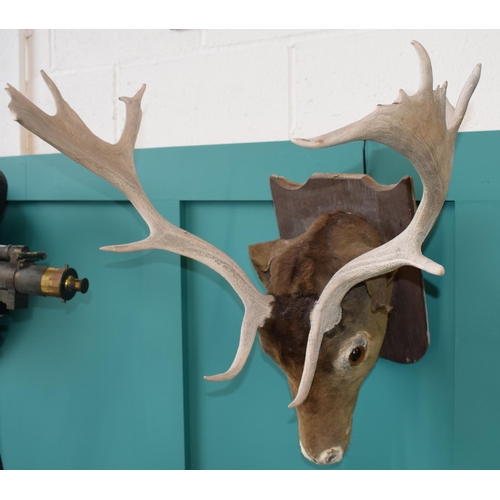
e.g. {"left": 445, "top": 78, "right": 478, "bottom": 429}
{"left": 300, "top": 441, "right": 344, "bottom": 465}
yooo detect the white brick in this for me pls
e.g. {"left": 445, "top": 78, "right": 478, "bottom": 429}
{"left": 2, "top": 29, "right": 498, "bottom": 160}
{"left": 0, "top": 78, "right": 22, "bottom": 157}
{"left": 204, "top": 29, "right": 320, "bottom": 46}
{"left": 294, "top": 29, "right": 494, "bottom": 138}
{"left": 0, "top": 30, "right": 20, "bottom": 156}
{"left": 30, "top": 30, "right": 52, "bottom": 74}
{"left": 52, "top": 30, "right": 202, "bottom": 71}
{"left": 0, "top": 29, "right": 19, "bottom": 81}
{"left": 294, "top": 31, "right": 419, "bottom": 139}
{"left": 119, "top": 44, "right": 289, "bottom": 148}
{"left": 441, "top": 29, "right": 500, "bottom": 132}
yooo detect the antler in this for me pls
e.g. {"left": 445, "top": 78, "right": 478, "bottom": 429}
{"left": 289, "top": 41, "right": 481, "bottom": 408}
{"left": 5, "top": 71, "right": 273, "bottom": 382}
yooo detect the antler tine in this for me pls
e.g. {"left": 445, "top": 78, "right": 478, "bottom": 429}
{"left": 291, "top": 41, "right": 435, "bottom": 152}
{"left": 289, "top": 42, "right": 481, "bottom": 408}
{"left": 412, "top": 40, "right": 433, "bottom": 93}
{"left": 451, "top": 63, "right": 482, "bottom": 132}
{"left": 40, "top": 70, "right": 66, "bottom": 114}
{"left": 6, "top": 72, "right": 273, "bottom": 382}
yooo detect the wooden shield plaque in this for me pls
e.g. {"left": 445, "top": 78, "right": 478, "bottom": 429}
{"left": 269, "top": 173, "right": 429, "bottom": 364}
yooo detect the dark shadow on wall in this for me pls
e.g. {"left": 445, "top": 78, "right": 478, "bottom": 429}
{"left": 0, "top": 309, "right": 7, "bottom": 470}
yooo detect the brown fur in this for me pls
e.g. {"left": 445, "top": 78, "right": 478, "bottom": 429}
{"left": 249, "top": 212, "right": 389, "bottom": 304}
{"left": 248, "top": 212, "right": 393, "bottom": 464}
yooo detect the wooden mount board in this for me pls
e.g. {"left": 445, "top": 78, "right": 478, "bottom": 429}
{"left": 270, "top": 173, "right": 429, "bottom": 364}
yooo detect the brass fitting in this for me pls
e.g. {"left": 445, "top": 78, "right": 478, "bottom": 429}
{"left": 40, "top": 266, "right": 89, "bottom": 301}
{"left": 0, "top": 244, "right": 89, "bottom": 310}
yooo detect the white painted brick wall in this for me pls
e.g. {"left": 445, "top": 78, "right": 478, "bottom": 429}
{"left": 0, "top": 29, "right": 497, "bottom": 157}
{"left": 294, "top": 30, "right": 494, "bottom": 138}
{"left": 0, "top": 30, "right": 21, "bottom": 157}
{"left": 203, "top": 29, "right": 321, "bottom": 46}
{"left": 119, "top": 43, "right": 289, "bottom": 148}
{"left": 52, "top": 30, "right": 202, "bottom": 71}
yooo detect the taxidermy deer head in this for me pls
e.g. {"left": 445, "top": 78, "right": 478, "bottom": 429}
{"left": 6, "top": 41, "right": 480, "bottom": 465}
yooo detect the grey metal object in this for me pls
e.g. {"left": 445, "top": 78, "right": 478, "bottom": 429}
{"left": 0, "top": 244, "right": 89, "bottom": 310}
{"left": 0, "top": 172, "right": 88, "bottom": 311}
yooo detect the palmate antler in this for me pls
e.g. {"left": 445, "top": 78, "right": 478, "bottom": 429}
{"left": 5, "top": 71, "right": 273, "bottom": 382}
{"left": 289, "top": 41, "right": 481, "bottom": 407}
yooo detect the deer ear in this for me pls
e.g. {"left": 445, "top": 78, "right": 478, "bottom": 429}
{"left": 365, "top": 270, "right": 396, "bottom": 314}
{"left": 248, "top": 238, "right": 289, "bottom": 290}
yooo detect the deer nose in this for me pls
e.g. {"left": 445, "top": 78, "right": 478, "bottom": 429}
{"left": 318, "top": 446, "right": 344, "bottom": 465}
{"left": 300, "top": 442, "right": 345, "bottom": 465}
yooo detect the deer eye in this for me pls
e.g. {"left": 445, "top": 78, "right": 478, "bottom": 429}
{"left": 348, "top": 346, "right": 366, "bottom": 366}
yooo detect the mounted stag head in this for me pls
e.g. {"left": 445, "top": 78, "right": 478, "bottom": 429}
{"left": 5, "top": 41, "right": 480, "bottom": 465}
{"left": 249, "top": 211, "right": 394, "bottom": 464}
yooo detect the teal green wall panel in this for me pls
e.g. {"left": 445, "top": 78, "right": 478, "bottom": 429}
{"left": 365, "top": 130, "right": 500, "bottom": 203}
{"left": 0, "top": 132, "right": 498, "bottom": 469}
{"left": 0, "top": 200, "right": 185, "bottom": 469}
{"left": 0, "top": 141, "right": 363, "bottom": 202}
{"left": 135, "top": 141, "right": 363, "bottom": 201}
{"left": 452, "top": 131, "right": 500, "bottom": 202}
{"left": 0, "top": 156, "right": 27, "bottom": 201}
{"left": 454, "top": 201, "right": 500, "bottom": 469}
{"left": 364, "top": 141, "right": 423, "bottom": 199}
{"left": 25, "top": 154, "right": 126, "bottom": 202}
{"left": 183, "top": 201, "right": 295, "bottom": 470}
